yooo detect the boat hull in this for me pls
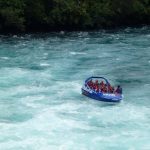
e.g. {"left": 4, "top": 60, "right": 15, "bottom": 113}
{"left": 82, "top": 88, "right": 122, "bottom": 103}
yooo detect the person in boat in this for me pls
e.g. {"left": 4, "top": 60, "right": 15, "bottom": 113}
{"left": 87, "top": 79, "right": 92, "bottom": 88}
{"left": 99, "top": 81, "right": 103, "bottom": 91}
{"left": 104, "top": 84, "right": 108, "bottom": 93}
{"left": 100, "top": 81, "right": 104, "bottom": 87}
{"left": 99, "top": 81, "right": 104, "bottom": 92}
{"left": 88, "top": 80, "right": 95, "bottom": 90}
{"left": 108, "top": 84, "right": 114, "bottom": 93}
{"left": 115, "top": 85, "right": 122, "bottom": 94}
{"left": 88, "top": 80, "right": 94, "bottom": 90}
{"left": 95, "top": 80, "right": 99, "bottom": 92}
{"left": 112, "top": 86, "right": 114, "bottom": 93}
{"left": 100, "top": 83, "right": 107, "bottom": 93}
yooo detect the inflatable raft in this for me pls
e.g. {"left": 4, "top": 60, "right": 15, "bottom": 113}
{"left": 81, "top": 77, "right": 123, "bottom": 102}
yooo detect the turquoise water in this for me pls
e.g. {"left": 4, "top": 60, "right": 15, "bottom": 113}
{"left": 0, "top": 27, "right": 150, "bottom": 150}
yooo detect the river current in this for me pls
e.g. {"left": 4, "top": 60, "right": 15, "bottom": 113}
{"left": 0, "top": 27, "right": 150, "bottom": 150}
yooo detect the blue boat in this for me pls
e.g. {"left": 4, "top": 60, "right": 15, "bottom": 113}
{"left": 81, "top": 76, "right": 123, "bottom": 102}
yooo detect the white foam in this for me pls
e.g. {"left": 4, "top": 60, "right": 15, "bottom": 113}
{"left": 1, "top": 57, "right": 9, "bottom": 60}
{"left": 116, "top": 58, "right": 120, "bottom": 61}
{"left": 43, "top": 53, "right": 48, "bottom": 56}
{"left": 40, "top": 63, "right": 50, "bottom": 66}
{"left": 13, "top": 35, "right": 17, "bottom": 38}
{"left": 60, "top": 31, "right": 65, "bottom": 35}
{"left": 70, "top": 52, "right": 86, "bottom": 55}
{"left": 1, "top": 30, "right": 150, "bottom": 149}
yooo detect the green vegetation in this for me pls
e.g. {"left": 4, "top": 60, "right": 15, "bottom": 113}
{"left": 0, "top": 0, "right": 150, "bottom": 33}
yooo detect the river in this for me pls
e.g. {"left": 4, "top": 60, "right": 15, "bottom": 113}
{"left": 0, "top": 27, "right": 150, "bottom": 150}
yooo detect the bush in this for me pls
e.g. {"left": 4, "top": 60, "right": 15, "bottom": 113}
{"left": 0, "top": 0, "right": 150, "bottom": 33}
{"left": 0, "top": 0, "right": 25, "bottom": 32}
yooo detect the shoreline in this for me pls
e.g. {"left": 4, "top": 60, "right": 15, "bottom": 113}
{"left": 0, "top": 24, "right": 149, "bottom": 35}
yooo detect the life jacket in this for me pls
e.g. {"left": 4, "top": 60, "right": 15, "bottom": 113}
{"left": 108, "top": 84, "right": 114, "bottom": 93}
{"left": 115, "top": 87, "right": 122, "bottom": 94}
{"left": 100, "top": 81, "right": 104, "bottom": 87}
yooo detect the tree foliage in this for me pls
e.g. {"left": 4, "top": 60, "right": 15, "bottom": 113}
{"left": 0, "top": 0, "right": 25, "bottom": 32}
{"left": 0, "top": 0, "right": 150, "bottom": 32}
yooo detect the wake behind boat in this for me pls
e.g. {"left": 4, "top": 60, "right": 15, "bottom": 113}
{"left": 81, "top": 76, "right": 123, "bottom": 102}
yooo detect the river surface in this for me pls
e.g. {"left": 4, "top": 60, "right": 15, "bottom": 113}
{"left": 0, "top": 27, "right": 150, "bottom": 150}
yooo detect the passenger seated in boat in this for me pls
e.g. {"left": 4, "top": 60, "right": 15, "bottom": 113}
{"left": 99, "top": 81, "right": 103, "bottom": 91}
{"left": 87, "top": 80, "right": 93, "bottom": 89}
{"left": 88, "top": 80, "right": 94, "bottom": 90}
{"left": 100, "top": 81, "right": 104, "bottom": 87}
{"left": 104, "top": 84, "right": 108, "bottom": 93}
{"left": 112, "top": 87, "right": 114, "bottom": 93}
{"left": 115, "top": 85, "right": 122, "bottom": 94}
{"left": 99, "top": 82, "right": 102, "bottom": 92}
{"left": 108, "top": 84, "right": 114, "bottom": 93}
{"left": 95, "top": 80, "right": 99, "bottom": 92}
{"left": 100, "top": 83, "right": 107, "bottom": 93}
